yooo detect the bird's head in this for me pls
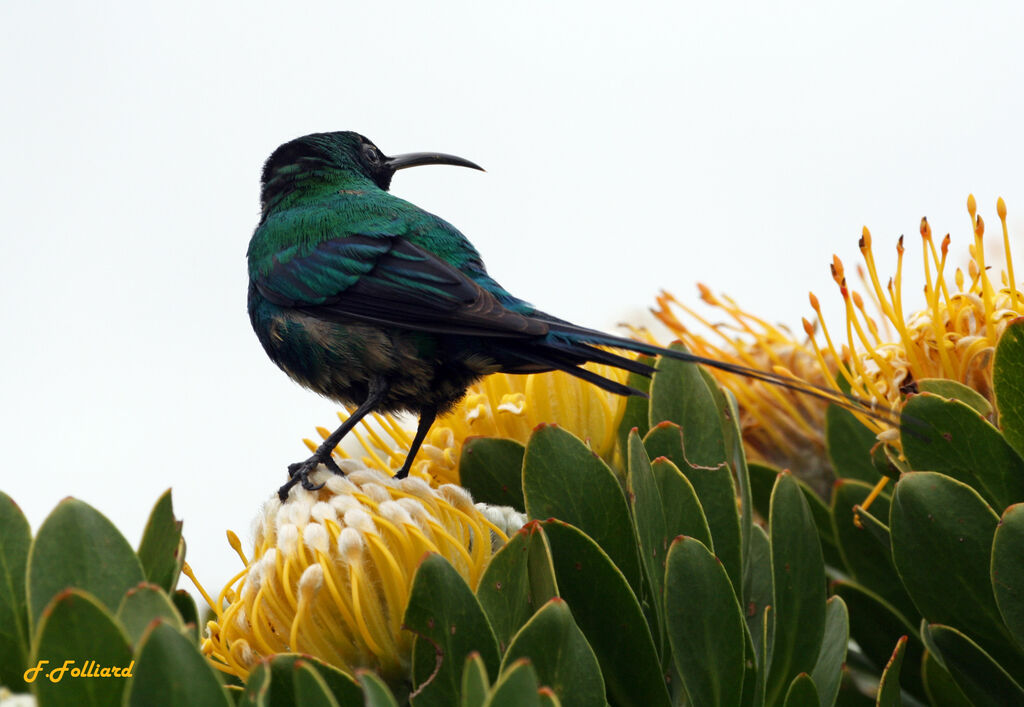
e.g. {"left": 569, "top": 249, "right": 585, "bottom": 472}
{"left": 259, "top": 131, "right": 483, "bottom": 213}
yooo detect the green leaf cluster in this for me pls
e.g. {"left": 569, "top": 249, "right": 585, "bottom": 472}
{"left": 5, "top": 321, "right": 1024, "bottom": 705}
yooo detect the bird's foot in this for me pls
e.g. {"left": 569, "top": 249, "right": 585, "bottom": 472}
{"left": 278, "top": 452, "right": 345, "bottom": 501}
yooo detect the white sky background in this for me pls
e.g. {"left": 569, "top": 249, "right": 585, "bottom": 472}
{"left": 2, "top": 2, "right": 1022, "bottom": 600}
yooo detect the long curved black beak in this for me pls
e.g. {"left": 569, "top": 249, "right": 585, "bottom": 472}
{"left": 385, "top": 152, "right": 485, "bottom": 173}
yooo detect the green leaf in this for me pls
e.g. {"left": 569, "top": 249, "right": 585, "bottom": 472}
{"left": 782, "top": 674, "right": 819, "bottom": 707}
{"left": 483, "top": 659, "right": 541, "bottom": 707}
{"left": 921, "top": 650, "right": 972, "bottom": 707}
{"left": 248, "top": 655, "right": 362, "bottom": 707}
{"left": 830, "top": 480, "right": 916, "bottom": 621}
{"left": 357, "top": 670, "right": 401, "bottom": 707}
{"left": 136, "top": 489, "right": 184, "bottom": 593}
{"left": 664, "top": 536, "right": 746, "bottom": 707}
{"left": 826, "top": 404, "right": 883, "bottom": 483}
{"left": 648, "top": 344, "right": 726, "bottom": 467}
{"left": 993, "top": 503, "right": 1024, "bottom": 651}
{"left": 874, "top": 635, "right": 907, "bottom": 707}
{"left": 767, "top": 472, "right": 826, "bottom": 707}
{"left": 831, "top": 581, "right": 923, "bottom": 699}
{"left": 994, "top": 318, "right": 1024, "bottom": 458}
{"left": 238, "top": 662, "right": 271, "bottom": 707}
{"left": 27, "top": 498, "right": 145, "bottom": 627}
{"left": 476, "top": 522, "right": 558, "bottom": 652}
{"left": 28, "top": 589, "right": 133, "bottom": 707}
{"left": 500, "top": 599, "right": 604, "bottom": 707}
{"left": 0, "top": 491, "right": 31, "bottom": 692}
{"left": 617, "top": 355, "right": 654, "bottom": 454}
{"left": 901, "top": 393, "right": 1024, "bottom": 510}
{"left": 626, "top": 430, "right": 668, "bottom": 638}
{"left": 890, "top": 472, "right": 1024, "bottom": 676}
{"left": 406, "top": 554, "right": 500, "bottom": 707}
{"left": 917, "top": 378, "right": 993, "bottom": 416}
{"left": 461, "top": 653, "right": 490, "bottom": 707}
{"left": 851, "top": 502, "right": 890, "bottom": 554}
{"left": 523, "top": 424, "right": 641, "bottom": 593}
{"left": 299, "top": 656, "right": 364, "bottom": 706}
{"left": 922, "top": 622, "right": 1024, "bottom": 705}
{"left": 116, "top": 582, "right": 184, "bottom": 644}
{"left": 172, "top": 589, "right": 200, "bottom": 643}
{"left": 651, "top": 456, "right": 712, "bottom": 550}
{"left": 643, "top": 422, "right": 741, "bottom": 591}
{"left": 292, "top": 661, "right": 341, "bottom": 707}
{"left": 810, "top": 596, "right": 848, "bottom": 707}
{"left": 539, "top": 520, "right": 670, "bottom": 707}
{"left": 126, "top": 619, "right": 231, "bottom": 706}
{"left": 744, "top": 524, "right": 773, "bottom": 670}
{"left": 459, "top": 438, "right": 526, "bottom": 512}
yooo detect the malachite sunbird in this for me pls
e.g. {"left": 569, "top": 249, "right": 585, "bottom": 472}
{"left": 247, "top": 131, "right": 879, "bottom": 500}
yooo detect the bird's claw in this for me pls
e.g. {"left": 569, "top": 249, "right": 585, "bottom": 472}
{"left": 279, "top": 454, "right": 344, "bottom": 501}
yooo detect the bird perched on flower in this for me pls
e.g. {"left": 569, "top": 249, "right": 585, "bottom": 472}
{"left": 247, "top": 131, "right": 870, "bottom": 499}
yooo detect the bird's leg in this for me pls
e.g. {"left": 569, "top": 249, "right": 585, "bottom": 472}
{"left": 278, "top": 378, "right": 390, "bottom": 500}
{"left": 393, "top": 405, "right": 438, "bottom": 479}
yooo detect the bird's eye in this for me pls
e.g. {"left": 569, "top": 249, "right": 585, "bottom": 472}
{"left": 362, "top": 145, "right": 382, "bottom": 166}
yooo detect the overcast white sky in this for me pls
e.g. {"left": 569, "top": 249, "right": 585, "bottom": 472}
{"left": 2, "top": 2, "right": 1022, "bottom": 600}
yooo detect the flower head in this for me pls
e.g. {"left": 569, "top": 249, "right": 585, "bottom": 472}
{"left": 308, "top": 363, "right": 631, "bottom": 485}
{"left": 189, "top": 464, "right": 522, "bottom": 683}
{"left": 807, "top": 195, "right": 1022, "bottom": 435}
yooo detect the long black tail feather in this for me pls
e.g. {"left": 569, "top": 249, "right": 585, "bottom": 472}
{"left": 541, "top": 322, "right": 904, "bottom": 429}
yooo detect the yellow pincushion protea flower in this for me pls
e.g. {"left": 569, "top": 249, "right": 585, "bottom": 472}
{"left": 186, "top": 464, "right": 523, "bottom": 683}
{"left": 650, "top": 196, "right": 1022, "bottom": 495}
{"left": 306, "top": 363, "right": 631, "bottom": 485}
{"left": 806, "top": 195, "right": 1021, "bottom": 435}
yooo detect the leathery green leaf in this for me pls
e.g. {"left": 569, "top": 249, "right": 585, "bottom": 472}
{"left": 116, "top": 582, "right": 184, "bottom": 644}
{"left": 27, "top": 498, "right": 145, "bottom": 626}
{"left": 782, "top": 674, "right": 818, "bottom": 707}
{"left": 0, "top": 491, "right": 31, "bottom": 692}
{"left": 922, "top": 622, "right": 1024, "bottom": 705}
{"left": 891, "top": 472, "right": 1024, "bottom": 677}
{"left": 831, "top": 581, "right": 924, "bottom": 700}
{"left": 626, "top": 430, "right": 668, "bottom": 638}
{"left": 484, "top": 658, "right": 541, "bottom": 707}
{"left": 809, "top": 596, "right": 848, "bottom": 707}
{"left": 825, "top": 404, "right": 883, "bottom": 484}
{"left": 459, "top": 438, "right": 526, "bottom": 512}
{"left": 539, "top": 519, "right": 670, "bottom": 707}
{"left": 643, "top": 421, "right": 741, "bottom": 591}
{"left": 461, "top": 652, "right": 490, "bottom": 707}
{"left": 875, "top": 635, "right": 907, "bottom": 707}
{"left": 476, "top": 521, "right": 558, "bottom": 653}
{"left": 664, "top": 536, "right": 746, "bottom": 707}
{"left": 992, "top": 503, "right": 1024, "bottom": 652}
{"left": 406, "top": 554, "right": 500, "bottom": 707}
{"left": 500, "top": 599, "right": 603, "bottom": 707}
{"left": 766, "top": 472, "right": 825, "bottom": 707}
{"left": 136, "top": 489, "right": 183, "bottom": 593}
{"left": 29, "top": 588, "right": 133, "bottom": 707}
{"left": 916, "top": 378, "right": 993, "bottom": 416}
{"left": 357, "top": 670, "right": 401, "bottom": 707}
{"left": 994, "top": 318, "right": 1024, "bottom": 458}
{"left": 831, "top": 480, "right": 916, "bottom": 622}
{"left": 648, "top": 343, "right": 726, "bottom": 467}
{"left": 127, "top": 618, "right": 230, "bottom": 707}
{"left": 901, "top": 393, "right": 1024, "bottom": 510}
{"left": 523, "top": 424, "right": 641, "bottom": 593}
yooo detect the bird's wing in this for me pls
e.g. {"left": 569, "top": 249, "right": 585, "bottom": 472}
{"left": 252, "top": 227, "right": 548, "bottom": 339}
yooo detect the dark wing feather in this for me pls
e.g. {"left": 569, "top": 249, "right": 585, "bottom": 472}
{"left": 253, "top": 234, "right": 549, "bottom": 338}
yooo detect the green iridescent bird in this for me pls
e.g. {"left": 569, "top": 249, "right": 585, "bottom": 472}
{"left": 248, "top": 131, "right": 863, "bottom": 500}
